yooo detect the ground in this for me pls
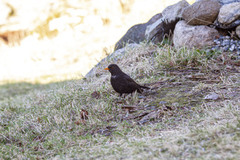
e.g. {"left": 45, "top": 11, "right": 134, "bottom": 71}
{"left": 0, "top": 42, "right": 240, "bottom": 159}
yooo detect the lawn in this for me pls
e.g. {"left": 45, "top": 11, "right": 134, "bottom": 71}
{"left": 1, "top": 42, "right": 240, "bottom": 159}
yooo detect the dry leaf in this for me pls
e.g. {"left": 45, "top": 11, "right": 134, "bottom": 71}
{"left": 121, "top": 105, "right": 139, "bottom": 112}
{"left": 75, "top": 119, "right": 86, "bottom": 125}
{"left": 91, "top": 91, "right": 101, "bottom": 99}
{"left": 138, "top": 110, "right": 163, "bottom": 124}
{"left": 80, "top": 109, "right": 89, "bottom": 120}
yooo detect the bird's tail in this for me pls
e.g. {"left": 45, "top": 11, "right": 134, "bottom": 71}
{"left": 140, "top": 85, "right": 150, "bottom": 89}
{"left": 137, "top": 85, "right": 150, "bottom": 93}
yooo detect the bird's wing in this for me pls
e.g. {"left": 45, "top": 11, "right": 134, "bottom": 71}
{"left": 122, "top": 74, "right": 140, "bottom": 87}
{"left": 123, "top": 74, "right": 149, "bottom": 89}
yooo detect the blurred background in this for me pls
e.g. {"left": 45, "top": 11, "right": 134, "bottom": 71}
{"left": 0, "top": 0, "right": 194, "bottom": 83}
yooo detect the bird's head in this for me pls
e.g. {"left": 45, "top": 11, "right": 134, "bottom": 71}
{"left": 104, "top": 64, "right": 122, "bottom": 75}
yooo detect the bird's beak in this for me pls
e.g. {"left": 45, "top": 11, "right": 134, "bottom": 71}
{"left": 104, "top": 67, "right": 109, "bottom": 70}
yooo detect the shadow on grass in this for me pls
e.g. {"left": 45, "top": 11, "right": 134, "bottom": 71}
{"left": 0, "top": 80, "right": 79, "bottom": 101}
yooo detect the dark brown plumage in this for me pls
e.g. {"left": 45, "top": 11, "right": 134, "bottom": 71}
{"left": 104, "top": 64, "right": 149, "bottom": 96}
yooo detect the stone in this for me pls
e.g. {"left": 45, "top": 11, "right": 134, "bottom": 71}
{"left": 182, "top": 0, "right": 221, "bottom": 25}
{"left": 145, "top": 18, "right": 173, "bottom": 43}
{"left": 218, "top": 2, "right": 240, "bottom": 25}
{"left": 85, "top": 43, "right": 140, "bottom": 78}
{"left": 210, "top": 35, "right": 240, "bottom": 52}
{"left": 222, "top": 39, "right": 230, "bottom": 46}
{"left": 114, "top": 13, "right": 162, "bottom": 51}
{"left": 229, "top": 44, "right": 236, "bottom": 51}
{"left": 197, "top": 0, "right": 240, "bottom": 5}
{"left": 214, "top": 20, "right": 240, "bottom": 30}
{"left": 173, "top": 21, "right": 220, "bottom": 48}
{"left": 145, "top": 0, "right": 189, "bottom": 43}
{"left": 204, "top": 92, "right": 219, "bottom": 100}
{"left": 218, "top": 0, "right": 240, "bottom": 5}
{"left": 114, "top": 23, "right": 148, "bottom": 51}
{"left": 147, "top": 13, "right": 163, "bottom": 24}
{"left": 162, "top": 0, "right": 189, "bottom": 22}
{"left": 236, "top": 25, "right": 240, "bottom": 38}
{"left": 223, "top": 46, "right": 229, "bottom": 51}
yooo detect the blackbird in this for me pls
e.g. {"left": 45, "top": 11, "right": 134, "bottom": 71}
{"left": 104, "top": 64, "right": 149, "bottom": 96}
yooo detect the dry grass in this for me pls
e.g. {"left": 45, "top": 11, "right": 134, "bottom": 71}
{"left": 1, "top": 42, "right": 240, "bottom": 159}
{"left": 1, "top": 0, "right": 239, "bottom": 159}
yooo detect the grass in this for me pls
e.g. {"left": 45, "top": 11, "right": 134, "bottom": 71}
{"left": 1, "top": 42, "right": 240, "bottom": 159}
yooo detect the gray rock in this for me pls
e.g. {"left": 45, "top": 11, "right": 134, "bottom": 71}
{"left": 223, "top": 46, "right": 229, "bottom": 51}
{"left": 182, "top": 0, "right": 221, "bottom": 25}
{"left": 211, "top": 46, "right": 220, "bottom": 50}
{"left": 147, "top": 13, "right": 163, "bottom": 24}
{"left": 197, "top": 0, "right": 240, "bottom": 5}
{"left": 173, "top": 20, "right": 220, "bottom": 48}
{"left": 218, "top": 0, "right": 240, "bottom": 5}
{"left": 225, "top": 36, "right": 230, "bottom": 39}
{"left": 114, "top": 24, "right": 147, "bottom": 51}
{"left": 214, "top": 39, "right": 221, "bottom": 44}
{"left": 114, "top": 13, "right": 162, "bottom": 51}
{"left": 145, "top": 18, "right": 175, "bottom": 43}
{"left": 236, "top": 25, "right": 240, "bottom": 38}
{"left": 218, "top": 2, "right": 240, "bottom": 25}
{"left": 85, "top": 43, "right": 140, "bottom": 78}
{"left": 145, "top": 0, "right": 189, "bottom": 43}
{"left": 212, "top": 35, "right": 240, "bottom": 52}
{"left": 229, "top": 44, "right": 236, "bottom": 51}
{"left": 162, "top": 0, "right": 189, "bottom": 22}
{"left": 204, "top": 92, "right": 219, "bottom": 100}
{"left": 214, "top": 20, "right": 240, "bottom": 29}
{"left": 222, "top": 39, "right": 230, "bottom": 46}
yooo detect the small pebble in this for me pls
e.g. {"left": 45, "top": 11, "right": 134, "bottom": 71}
{"left": 159, "top": 101, "right": 167, "bottom": 105}
{"left": 229, "top": 44, "right": 235, "bottom": 52}
{"left": 211, "top": 36, "right": 240, "bottom": 53}
{"left": 222, "top": 39, "right": 230, "bottom": 46}
{"left": 204, "top": 92, "right": 219, "bottom": 100}
{"left": 223, "top": 46, "right": 229, "bottom": 52}
{"left": 138, "top": 96, "right": 145, "bottom": 99}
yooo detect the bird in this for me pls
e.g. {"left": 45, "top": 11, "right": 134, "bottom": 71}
{"left": 104, "top": 64, "right": 149, "bottom": 96}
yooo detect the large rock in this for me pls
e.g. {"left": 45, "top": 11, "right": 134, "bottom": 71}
{"left": 145, "top": 0, "right": 189, "bottom": 43}
{"left": 218, "top": 0, "right": 240, "bottom": 5}
{"left": 114, "top": 13, "right": 162, "bottom": 51}
{"left": 197, "top": 0, "right": 240, "bottom": 5}
{"left": 173, "top": 21, "right": 220, "bottom": 48}
{"left": 86, "top": 43, "right": 141, "bottom": 78}
{"left": 218, "top": 2, "right": 240, "bottom": 25}
{"left": 114, "top": 24, "right": 148, "bottom": 51}
{"left": 182, "top": 0, "right": 221, "bottom": 25}
{"left": 236, "top": 25, "right": 240, "bottom": 38}
{"left": 162, "top": 0, "right": 189, "bottom": 22}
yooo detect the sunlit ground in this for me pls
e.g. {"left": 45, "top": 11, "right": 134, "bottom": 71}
{"left": 0, "top": 0, "right": 194, "bottom": 84}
